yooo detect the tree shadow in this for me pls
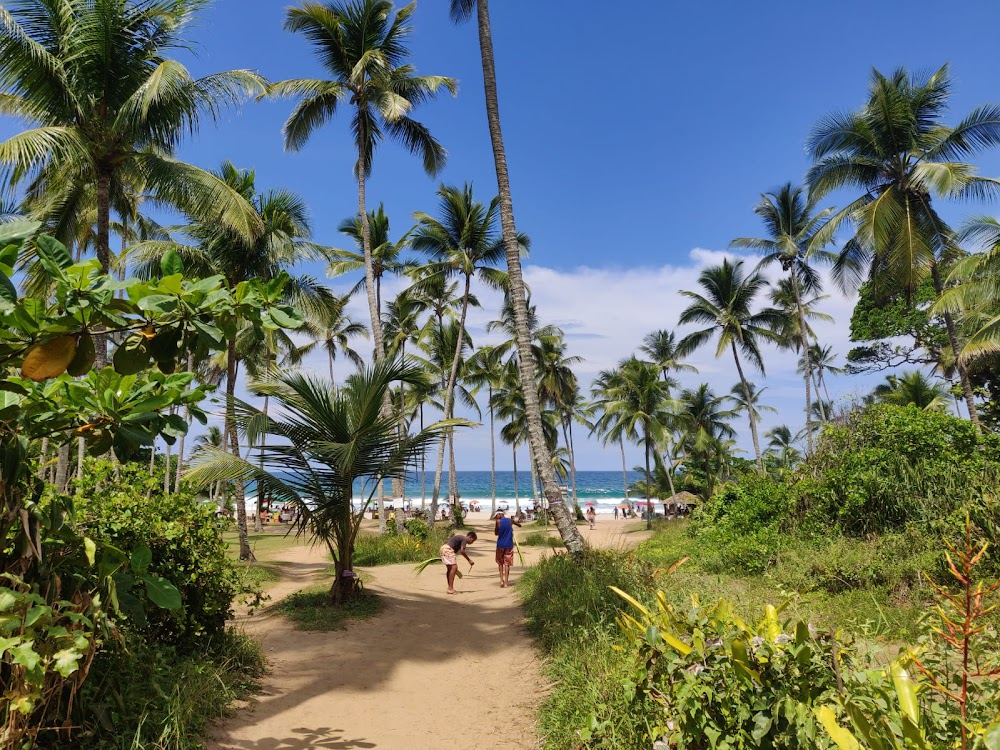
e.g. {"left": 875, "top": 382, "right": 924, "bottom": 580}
{"left": 214, "top": 726, "right": 376, "bottom": 749}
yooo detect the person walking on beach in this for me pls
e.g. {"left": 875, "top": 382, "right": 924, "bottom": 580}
{"left": 493, "top": 511, "right": 521, "bottom": 588}
{"left": 614, "top": 506, "right": 619, "bottom": 520}
{"left": 441, "top": 531, "right": 477, "bottom": 594}
{"left": 586, "top": 506, "right": 597, "bottom": 530}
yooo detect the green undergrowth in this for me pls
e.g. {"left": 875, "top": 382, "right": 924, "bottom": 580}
{"left": 54, "top": 630, "right": 266, "bottom": 750}
{"left": 276, "top": 585, "right": 383, "bottom": 631}
{"left": 352, "top": 527, "right": 451, "bottom": 565}
{"left": 636, "top": 521, "right": 932, "bottom": 639}
{"left": 520, "top": 530, "right": 561, "bottom": 547}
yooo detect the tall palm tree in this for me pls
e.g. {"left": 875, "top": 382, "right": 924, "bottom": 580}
{"left": 679, "top": 259, "right": 783, "bottom": 472}
{"left": 411, "top": 183, "right": 511, "bottom": 524}
{"left": 598, "top": 357, "right": 673, "bottom": 529}
{"left": 299, "top": 298, "right": 369, "bottom": 383}
{"left": 329, "top": 204, "right": 416, "bottom": 318}
{"left": 274, "top": 0, "right": 456, "bottom": 360}
{"left": 764, "top": 425, "right": 800, "bottom": 471}
{"left": 801, "top": 343, "right": 843, "bottom": 408}
{"left": 728, "top": 381, "right": 776, "bottom": 442}
{"left": 448, "top": 0, "right": 583, "bottom": 554}
{"left": 188, "top": 360, "right": 458, "bottom": 604}
{"left": 591, "top": 366, "right": 635, "bottom": 506}
{"left": 465, "top": 345, "right": 506, "bottom": 514}
{"left": 873, "top": 371, "right": 950, "bottom": 412}
{"left": 535, "top": 336, "right": 583, "bottom": 512}
{"left": 806, "top": 65, "right": 1000, "bottom": 430}
{"left": 0, "top": 0, "right": 267, "bottom": 363}
{"left": 676, "top": 384, "right": 737, "bottom": 499}
{"left": 639, "top": 329, "right": 698, "bottom": 382}
{"left": 731, "top": 184, "right": 835, "bottom": 452}
{"left": 131, "top": 163, "right": 338, "bottom": 560}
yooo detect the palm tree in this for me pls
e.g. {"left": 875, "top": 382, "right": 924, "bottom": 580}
{"left": 188, "top": 359, "right": 458, "bottom": 603}
{"left": 591, "top": 366, "right": 635, "bottom": 506}
{"left": 329, "top": 204, "right": 416, "bottom": 318}
{"left": 131, "top": 162, "right": 338, "bottom": 560}
{"left": 764, "top": 425, "right": 800, "bottom": 470}
{"left": 0, "top": 0, "right": 266, "bottom": 363}
{"left": 411, "top": 183, "right": 511, "bottom": 525}
{"left": 679, "top": 259, "right": 783, "bottom": 472}
{"left": 675, "top": 384, "right": 737, "bottom": 499}
{"left": 731, "top": 184, "right": 835, "bottom": 452}
{"left": 801, "top": 344, "right": 843, "bottom": 407}
{"left": 598, "top": 357, "right": 673, "bottom": 529}
{"left": 873, "top": 371, "right": 950, "bottom": 412}
{"left": 465, "top": 345, "right": 506, "bottom": 514}
{"left": 448, "top": 0, "right": 583, "bottom": 555}
{"left": 299, "top": 298, "right": 369, "bottom": 383}
{"left": 535, "top": 336, "right": 583, "bottom": 510}
{"left": 274, "top": 0, "right": 456, "bottom": 360}
{"left": 806, "top": 65, "right": 1000, "bottom": 430}
{"left": 728, "top": 382, "right": 776, "bottom": 447}
{"left": 639, "top": 329, "right": 698, "bottom": 382}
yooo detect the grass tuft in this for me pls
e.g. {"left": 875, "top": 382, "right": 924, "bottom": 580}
{"left": 352, "top": 529, "right": 451, "bottom": 565}
{"left": 276, "top": 585, "right": 383, "bottom": 631}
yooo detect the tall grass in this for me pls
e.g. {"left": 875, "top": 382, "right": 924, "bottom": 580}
{"left": 352, "top": 528, "right": 451, "bottom": 565}
{"left": 276, "top": 585, "right": 383, "bottom": 631}
{"left": 65, "top": 631, "right": 266, "bottom": 750}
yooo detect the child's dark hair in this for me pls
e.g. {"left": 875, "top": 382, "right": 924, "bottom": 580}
{"left": 466, "top": 531, "right": 478, "bottom": 540}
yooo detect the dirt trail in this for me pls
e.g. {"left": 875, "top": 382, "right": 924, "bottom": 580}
{"left": 209, "top": 517, "right": 651, "bottom": 750}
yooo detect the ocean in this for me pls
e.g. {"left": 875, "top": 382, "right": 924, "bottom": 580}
{"left": 247, "top": 470, "right": 649, "bottom": 514}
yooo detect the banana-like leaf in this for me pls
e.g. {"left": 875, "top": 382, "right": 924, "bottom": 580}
{"left": 817, "top": 706, "right": 861, "bottom": 750}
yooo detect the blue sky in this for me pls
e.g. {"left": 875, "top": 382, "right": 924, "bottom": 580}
{"left": 12, "top": 0, "right": 1000, "bottom": 471}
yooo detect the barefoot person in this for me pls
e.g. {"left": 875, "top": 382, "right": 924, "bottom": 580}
{"left": 441, "top": 531, "right": 477, "bottom": 594}
{"left": 586, "top": 506, "right": 597, "bottom": 530}
{"left": 493, "top": 510, "right": 521, "bottom": 588}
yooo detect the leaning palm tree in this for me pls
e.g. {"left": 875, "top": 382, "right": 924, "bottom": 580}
{"left": 448, "top": 0, "right": 583, "bottom": 555}
{"left": 679, "top": 259, "right": 784, "bottom": 472}
{"left": 873, "top": 371, "right": 950, "bottom": 412}
{"left": 273, "top": 0, "right": 456, "bottom": 360}
{"left": 731, "top": 184, "right": 835, "bottom": 452}
{"left": 411, "top": 183, "right": 511, "bottom": 525}
{"left": 728, "top": 381, "right": 777, "bottom": 447}
{"left": 806, "top": 65, "right": 1000, "bottom": 430}
{"left": 188, "top": 360, "right": 461, "bottom": 604}
{"left": 0, "top": 0, "right": 266, "bottom": 363}
{"left": 131, "top": 162, "right": 338, "bottom": 560}
{"left": 639, "top": 329, "right": 698, "bottom": 383}
{"left": 299, "top": 297, "right": 369, "bottom": 383}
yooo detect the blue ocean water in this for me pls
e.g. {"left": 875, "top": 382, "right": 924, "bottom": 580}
{"left": 249, "top": 470, "right": 645, "bottom": 513}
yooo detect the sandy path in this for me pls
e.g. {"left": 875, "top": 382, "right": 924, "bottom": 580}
{"left": 209, "top": 517, "right": 650, "bottom": 750}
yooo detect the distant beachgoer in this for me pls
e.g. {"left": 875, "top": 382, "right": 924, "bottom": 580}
{"left": 440, "top": 531, "right": 477, "bottom": 594}
{"left": 614, "top": 506, "right": 619, "bottom": 520}
{"left": 586, "top": 507, "right": 597, "bottom": 530}
{"left": 493, "top": 511, "right": 521, "bottom": 588}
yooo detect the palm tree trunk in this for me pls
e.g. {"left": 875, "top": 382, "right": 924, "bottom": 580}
{"left": 77, "top": 436, "right": 85, "bottom": 485}
{"left": 329, "top": 349, "right": 335, "bottom": 383}
{"left": 512, "top": 446, "right": 519, "bottom": 508}
{"left": 174, "top": 352, "right": 195, "bottom": 494}
{"left": 488, "top": 386, "right": 496, "bottom": 516}
{"left": 528, "top": 454, "right": 538, "bottom": 518}
{"left": 227, "top": 338, "right": 253, "bottom": 561}
{"left": 619, "top": 437, "right": 629, "bottom": 505}
{"left": 644, "top": 433, "right": 653, "bottom": 530}
{"left": 163, "top": 421, "right": 172, "bottom": 496}
{"left": 55, "top": 442, "right": 70, "bottom": 493}
{"left": 931, "top": 263, "right": 981, "bottom": 432}
{"left": 394, "top": 382, "right": 406, "bottom": 534}
{"left": 420, "top": 404, "right": 427, "bottom": 509}
{"left": 377, "top": 480, "right": 386, "bottom": 534}
{"left": 791, "top": 269, "right": 815, "bottom": 454}
{"left": 430, "top": 274, "right": 472, "bottom": 527}
{"left": 731, "top": 342, "right": 764, "bottom": 473}
{"left": 564, "top": 419, "right": 580, "bottom": 514}
{"left": 38, "top": 438, "right": 49, "bottom": 482}
{"left": 474, "top": 0, "right": 583, "bottom": 556}
{"left": 94, "top": 166, "right": 112, "bottom": 368}
{"left": 357, "top": 149, "right": 385, "bottom": 359}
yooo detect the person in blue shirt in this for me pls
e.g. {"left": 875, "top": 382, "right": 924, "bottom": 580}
{"left": 493, "top": 510, "right": 521, "bottom": 588}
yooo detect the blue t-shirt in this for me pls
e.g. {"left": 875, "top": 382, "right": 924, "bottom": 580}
{"left": 496, "top": 517, "right": 514, "bottom": 549}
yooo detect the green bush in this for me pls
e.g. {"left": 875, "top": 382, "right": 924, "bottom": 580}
{"left": 74, "top": 460, "right": 239, "bottom": 646}
{"left": 276, "top": 586, "right": 382, "bottom": 631}
{"left": 56, "top": 630, "right": 265, "bottom": 750}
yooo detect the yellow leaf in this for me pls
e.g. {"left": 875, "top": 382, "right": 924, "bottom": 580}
{"left": 816, "top": 706, "right": 861, "bottom": 750}
{"left": 21, "top": 336, "right": 77, "bottom": 381}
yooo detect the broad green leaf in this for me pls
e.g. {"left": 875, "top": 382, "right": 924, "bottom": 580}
{"left": 0, "top": 635, "right": 20, "bottom": 656}
{"left": 268, "top": 305, "right": 303, "bottom": 329}
{"left": 113, "top": 337, "right": 151, "bottom": 376}
{"left": 891, "top": 662, "right": 919, "bottom": 724}
{"left": 0, "top": 220, "right": 41, "bottom": 244}
{"left": 66, "top": 335, "right": 96, "bottom": 377}
{"left": 0, "top": 272, "right": 15, "bottom": 304}
{"left": 22, "top": 605, "right": 48, "bottom": 628}
{"left": 35, "top": 234, "right": 73, "bottom": 271}
{"left": 11, "top": 641, "right": 41, "bottom": 671}
{"left": 160, "top": 249, "right": 184, "bottom": 277}
{"left": 130, "top": 545, "right": 152, "bottom": 575}
{"left": 0, "top": 589, "right": 18, "bottom": 612}
{"left": 143, "top": 575, "right": 182, "bottom": 610}
{"left": 983, "top": 722, "right": 1000, "bottom": 750}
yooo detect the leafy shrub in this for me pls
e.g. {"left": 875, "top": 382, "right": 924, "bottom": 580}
{"left": 74, "top": 460, "right": 240, "bottom": 646}
{"left": 403, "top": 517, "right": 429, "bottom": 541}
{"left": 519, "top": 531, "right": 560, "bottom": 547}
{"left": 276, "top": 586, "right": 382, "bottom": 631}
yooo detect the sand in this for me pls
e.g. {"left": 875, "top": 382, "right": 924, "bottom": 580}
{"left": 208, "top": 517, "right": 651, "bottom": 750}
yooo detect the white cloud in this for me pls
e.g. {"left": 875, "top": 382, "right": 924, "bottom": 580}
{"left": 192, "top": 248, "right": 895, "bottom": 472}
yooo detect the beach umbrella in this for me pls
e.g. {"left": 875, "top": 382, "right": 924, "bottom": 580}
{"left": 617, "top": 503, "right": 629, "bottom": 509}
{"left": 584, "top": 501, "right": 596, "bottom": 507}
